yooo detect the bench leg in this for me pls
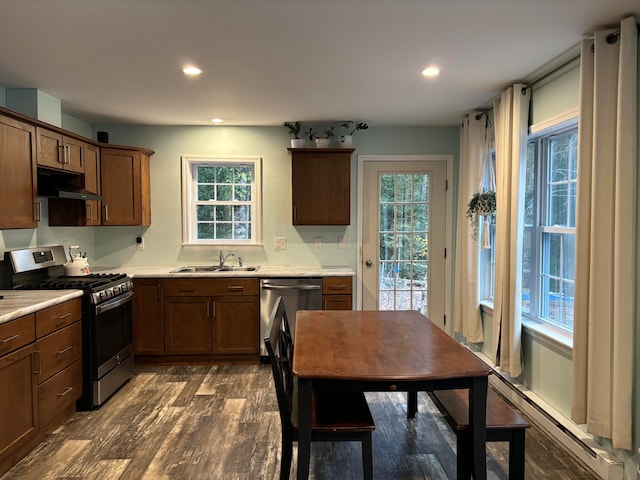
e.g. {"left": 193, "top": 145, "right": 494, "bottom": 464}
{"left": 508, "top": 430, "right": 526, "bottom": 480}
{"left": 457, "top": 431, "right": 472, "bottom": 480}
{"left": 362, "top": 431, "right": 373, "bottom": 480}
{"left": 407, "top": 391, "right": 418, "bottom": 418}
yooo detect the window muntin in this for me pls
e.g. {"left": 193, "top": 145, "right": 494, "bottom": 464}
{"left": 181, "top": 156, "right": 262, "bottom": 246}
{"left": 522, "top": 123, "right": 577, "bottom": 331}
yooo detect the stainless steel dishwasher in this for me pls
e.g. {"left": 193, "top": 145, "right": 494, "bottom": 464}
{"left": 260, "top": 278, "right": 322, "bottom": 356}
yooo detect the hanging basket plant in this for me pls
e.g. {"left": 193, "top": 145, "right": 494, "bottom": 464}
{"left": 466, "top": 190, "right": 496, "bottom": 243}
{"left": 466, "top": 190, "right": 496, "bottom": 219}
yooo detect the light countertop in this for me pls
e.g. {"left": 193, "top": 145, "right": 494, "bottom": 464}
{"left": 100, "top": 265, "right": 355, "bottom": 278}
{"left": 0, "top": 290, "right": 83, "bottom": 326}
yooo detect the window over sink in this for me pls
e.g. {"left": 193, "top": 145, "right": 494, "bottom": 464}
{"left": 181, "top": 155, "right": 262, "bottom": 247}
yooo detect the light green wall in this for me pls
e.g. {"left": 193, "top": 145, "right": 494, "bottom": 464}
{"left": 1, "top": 124, "right": 458, "bottom": 270}
{"left": 6, "top": 88, "right": 62, "bottom": 127}
{"left": 0, "top": 86, "right": 5, "bottom": 107}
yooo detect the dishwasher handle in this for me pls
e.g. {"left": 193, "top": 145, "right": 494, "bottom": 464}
{"left": 261, "top": 283, "right": 321, "bottom": 291}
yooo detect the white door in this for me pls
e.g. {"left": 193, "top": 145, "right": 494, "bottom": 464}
{"left": 361, "top": 159, "right": 448, "bottom": 329}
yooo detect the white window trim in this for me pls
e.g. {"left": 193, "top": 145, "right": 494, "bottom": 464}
{"left": 181, "top": 155, "right": 263, "bottom": 250}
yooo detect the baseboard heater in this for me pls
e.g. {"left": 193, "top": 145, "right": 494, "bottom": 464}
{"left": 466, "top": 347, "right": 624, "bottom": 480}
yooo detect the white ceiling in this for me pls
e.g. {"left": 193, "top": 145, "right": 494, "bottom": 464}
{"left": 0, "top": 0, "right": 638, "bottom": 127}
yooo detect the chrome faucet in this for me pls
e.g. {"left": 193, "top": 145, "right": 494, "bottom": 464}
{"left": 219, "top": 251, "right": 236, "bottom": 267}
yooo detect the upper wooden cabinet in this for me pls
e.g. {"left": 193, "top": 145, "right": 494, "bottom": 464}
{"left": 36, "top": 127, "right": 84, "bottom": 174}
{"left": 289, "top": 148, "right": 353, "bottom": 225}
{"left": 0, "top": 114, "right": 38, "bottom": 229}
{"left": 84, "top": 143, "right": 102, "bottom": 225}
{"left": 101, "top": 146, "right": 152, "bottom": 226}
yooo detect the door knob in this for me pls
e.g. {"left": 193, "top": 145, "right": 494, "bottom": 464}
{"left": 365, "top": 260, "right": 373, "bottom": 268}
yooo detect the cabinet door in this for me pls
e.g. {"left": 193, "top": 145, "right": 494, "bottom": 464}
{"left": 290, "top": 148, "right": 352, "bottom": 225}
{"left": 323, "top": 295, "right": 353, "bottom": 310}
{"left": 133, "top": 280, "right": 165, "bottom": 356}
{"left": 0, "top": 344, "right": 38, "bottom": 459}
{"left": 84, "top": 143, "right": 101, "bottom": 225}
{"left": 0, "top": 116, "right": 38, "bottom": 229}
{"left": 164, "top": 297, "right": 212, "bottom": 355}
{"left": 36, "top": 127, "right": 63, "bottom": 170}
{"left": 212, "top": 296, "right": 259, "bottom": 355}
{"left": 101, "top": 147, "right": 151, "bottom": 226}
{"left": 62, "top": 135, "right": 84, "bottom": 174}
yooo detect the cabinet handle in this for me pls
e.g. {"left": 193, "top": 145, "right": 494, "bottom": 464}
{"left": 57, "top": 386, "right": 74, "bottom": 397}
{"left": 227, "top": 285, "right": 244, "bottom": 292}
{"left": 179, "top": 287, "right": 195, "bottom": 292}
{"left": 293, "top": 206, "right": 297, "bottom": 221}
{"left": 65, "top": 145, "right": 71, "bottom": 164}
{"left": 35, "top": 351, "right": 41, "bottom": 374}
{"left": 35, "top": 202, "right": 41, "bottom": 221}
{"left": 329, "top": 285, "right": 346, "bottom": 291}
{"left": 209, "top": 301, "right": 215, "bottom": 318}
{"left": 55, "top": 312, "right": 72, "bottom": 324}
{"left": 87, "top": 203, "right": 93, "bottom": 220}
{"left": 1, "top": 334, "right": 19, "bottom": 343}
{"left": 56, "top": 346, "right": 73, "bottom": 355}
{"left": 103, "top": 205, "right": 109, "bottom": 221}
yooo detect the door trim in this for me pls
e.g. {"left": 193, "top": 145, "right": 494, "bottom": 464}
{"left": 356, "top": 154, "right": 454, "bottom": 331}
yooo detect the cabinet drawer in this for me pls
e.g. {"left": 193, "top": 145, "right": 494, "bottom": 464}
{"left": 0, "top": 314, "right": 35, "bottom": 356}
{"left": 36, "top": 322, "right": 82, "bottom": 382}
{"left": 164, "top": 278, "right": 259, "bottom": 296}
{"left": 322, "top": 277, "right": 353, "bottom": 295}
{"left": 38, "top": 359, "right": 82, "bottom": 426}
{"left": 36, "top": 299, "right": 82, "bottom": 338}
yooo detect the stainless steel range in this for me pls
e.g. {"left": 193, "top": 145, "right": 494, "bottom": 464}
{"left": 6, "top": 245, "right": 134, "bottom": 409}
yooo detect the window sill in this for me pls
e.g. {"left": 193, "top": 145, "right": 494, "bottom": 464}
{"left": 182, "top": 243, "right": 263, "bottom": 251}
{"left": 478, "top": 300, "right": 573, "bottom": 357}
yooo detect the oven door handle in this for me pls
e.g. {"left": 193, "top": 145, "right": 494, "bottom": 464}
{"left": 95, "top": 290, "right": 134, "bottom": 315}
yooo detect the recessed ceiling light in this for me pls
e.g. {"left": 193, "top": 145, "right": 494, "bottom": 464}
{"left": 182, "top": 65, "right": 202, "bottom": 76}
{"left": 421, "top": 66, "right": 440, "bottom": 77}
{"left": 211, "top": 118, "right": 224, "bottom": 124}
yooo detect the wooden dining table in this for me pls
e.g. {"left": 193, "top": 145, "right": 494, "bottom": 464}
{"left": 292, "top": 309, "right": 493, "bottom": 480}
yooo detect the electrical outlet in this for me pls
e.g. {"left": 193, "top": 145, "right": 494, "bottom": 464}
{"left": 338, "top": 236, "right": 351, "bottom": 249}
{"left": 314, "top": 237, "right": 322, "bottom": 249}
{"left": 136, "top": 236, "right": 144, "bottom": 251}
{"left": 274, "top": 236, "right": 287, "bottom": 250}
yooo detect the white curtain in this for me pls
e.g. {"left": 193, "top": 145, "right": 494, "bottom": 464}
{"left": 571, "top": 16, "right": 637, "bottom": 450}
{"left": 454, "top": 113, "right": 485, "bottom": 342}
{"left": 491, "top": 84, "right": 530, "bottom": 378}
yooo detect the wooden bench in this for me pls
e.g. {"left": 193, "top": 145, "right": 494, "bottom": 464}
{"left": 428, "top": 388, "right": 530, "bottom": 480}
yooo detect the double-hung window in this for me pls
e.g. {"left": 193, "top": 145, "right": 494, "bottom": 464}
{"left": 522, "top": 120, "right": 578, "bottom": 332}
{"left": 181, "top": 156, "right": 262, "bottom": 246}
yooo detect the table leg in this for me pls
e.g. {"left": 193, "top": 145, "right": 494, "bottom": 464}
{"left": 297, "top": 378, "right": 312, "bottom": 480}
{"left": 407, "top": 391, "right": 418, "bottom": 418}
{"left": 470, "top": 376, "right": 488, "bottom": 480}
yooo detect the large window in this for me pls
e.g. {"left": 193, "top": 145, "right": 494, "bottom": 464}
{"left": 181, "top": 156, "right": 262, "bottom": 246}
{"left": 522, "top": 121, "right": 578, "bottom": 331}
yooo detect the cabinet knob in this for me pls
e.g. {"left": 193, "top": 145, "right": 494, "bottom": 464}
{"left": 365, "top": 260, "right": 373, "bottom": 268}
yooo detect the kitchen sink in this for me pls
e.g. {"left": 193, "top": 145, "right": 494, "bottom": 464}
{"left": 216, "top": 266, "right": 260, "bottom": 272}
{"left": 169, "top": 265, "right": 219, "bottom": 273}
{"left": 169, "top": 265, "right": 260, "bottom": 273}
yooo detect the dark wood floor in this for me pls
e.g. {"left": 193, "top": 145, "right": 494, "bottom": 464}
{"left": 1, "top": 364, "right": 597, "bottom": 480}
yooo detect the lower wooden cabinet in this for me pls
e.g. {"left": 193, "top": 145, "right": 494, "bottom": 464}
{"left": 322, "top": 276, "right": 353, "bottom": 310}
{"left": 133, "top": 278, "right": 260, "bottom": 362}
{"left": 0, "top": 343, "right": 39, "bottom": 464}
{"left": 0, "top": 297, "right": 83, "bottom": 477}
{"left": 164, "top": 297, "right": 212, "bottom": 355}
{"left": 132, "top": 279, "right": 165, "bottom": 356}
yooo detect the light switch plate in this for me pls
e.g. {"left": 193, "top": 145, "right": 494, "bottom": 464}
{"left": 314, "top": 237, "right": 322, "bottom": 249}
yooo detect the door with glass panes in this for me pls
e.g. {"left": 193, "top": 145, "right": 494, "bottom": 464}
{"left": 362, "top": 160, "right": 447, "bottom": 329}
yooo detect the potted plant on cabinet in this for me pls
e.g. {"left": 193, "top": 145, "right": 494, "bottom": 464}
{"left": 337, "top": 121, "right": 368, "bottom": 147}
{"left": 305, "top": 125, "right": 335, "bottom": 148}
{"left": 466, "top": 190, "right": 496, "bottom": 245}
{"left": 284, "top": 121, "right": 305, "bottom": 148}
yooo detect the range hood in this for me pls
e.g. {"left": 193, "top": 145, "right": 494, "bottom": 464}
{"left": 37, "top": 175, "right": 102, "bottom": 201}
